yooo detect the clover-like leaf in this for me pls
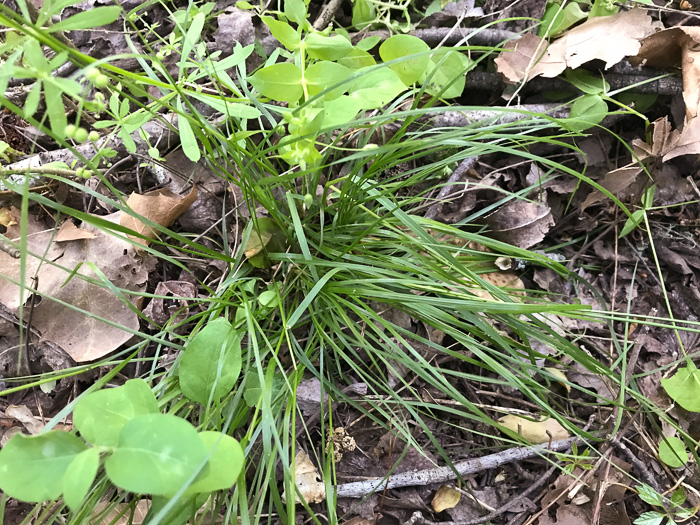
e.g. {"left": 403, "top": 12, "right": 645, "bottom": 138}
{"left": 305, "top": 33, "right": 353, "bottom": 61}
{"left": 187, "top": 431, "right": 245, "bottom": 494}
{"left": 105, "top": 414, "right": 208, "bottom": 496}
{"left": 74, "top": 378, "right": 159, "bottom": 447}
{"left": 379, "top": 35, "right": 430, "bottom": 86}
{"left": 661, "top": 364, "right": 700, "bottom": 412}
{"left": 0, "top": 431, "right": 86, "bottom": 502}
{"left": 658, "top": 436, "right": 688, "bottom": 468}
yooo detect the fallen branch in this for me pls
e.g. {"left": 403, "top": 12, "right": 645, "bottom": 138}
{"left": 335, "top": 435, "right": 586, "bottom": 499}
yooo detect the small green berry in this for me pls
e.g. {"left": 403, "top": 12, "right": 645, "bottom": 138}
{"left": 303, "top": 193, "right": 313, "bottom": 208}
{"left": 88, "top": 131, "right": 100, "bottom": 142}
{"left": 94, "top": 74, "right": 110, "bottom": 88}
{"left": 156, "top": 51, "right": 164, "bottom": 60}
{"left": 94, "top": 92, "right": 105, "bottom": 103}
{"left": 64, "top": 124, "right": 77, "bottom": 138}
{"left": 75, "top": 167, "right": 89, "bottom": 178}
{"left": 74, "top": 127, "right": 88, "bottom": 143}
{"left": 85, "top": 68, "right": 100, "bottom": 81}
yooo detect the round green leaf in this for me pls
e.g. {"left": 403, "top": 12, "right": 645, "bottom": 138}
{"left": 105, "top": 414, "right": 208, "bottom": 496}
{"left": 74, "top": 378, "right": 159, "bottom": 447}
{"left": 63, "top": 448, "right": 100, "bottom": 511}
{"left": 564, "top": 94, "right": 608, "bottom": 132}
{"left": 564, "top": 69, "right": 610, "bottom": 95}
{"left": 337, "top": 47, "right": 376, "bottom": 69}
{"left": 347, "top": 67, "right": 407, "bottom": 110}
{"left": 322, "top": 95, "right": 363, "bottom": 129}
{"left": 187, "top": 432, "right": 245, "bottom": 494}
{"left": 284, "top": 0, "right": 307, "bottom": 25}
{"left": 661, "top": 365, "right": 700, "bottom": 412}
{"left": 305, "top": 33, "right": 353, "bottom": 61}
{"left": 248, "top": 63, "right": 303, "bottom": 104}
{"left": 379, "top": 35, "right": 430, "bottom": 86}
{"left": 356, "top": 36, "right": 381, "bottom": 51}
{"left": 659, "top": 436, "right": 688, "bottom": 468}
{"left": 258, "top": 289, "right": 278, "bottom": 308}
{"left": 179, "top": 318, "right": 243, "bottom": 405}
{"left": 0, "top": 431, "right": 86, "bottom": 502}
{"left": 305, "top": 61, "right": 351, "bottom": 100}
{"left": 420, "top": 49, "right": 469, "bottom": 99}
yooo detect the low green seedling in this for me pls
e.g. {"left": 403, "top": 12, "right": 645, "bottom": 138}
{"left": 179, "top": 317, "right": 243, "bottom": 406}
{"left": 349, "top": 0, "right": 413, "bottom": 32}
{"left": 634, "top": 484, "right": 693, "bottom": 525}
{"left": 619, "top": 184, "right": 655, "bottom": 238}
{"left": 0, "top": 379, "right": 244, "bottom": 513}
{"left": 0, "top": 0, "right": 121, "bottom": 139}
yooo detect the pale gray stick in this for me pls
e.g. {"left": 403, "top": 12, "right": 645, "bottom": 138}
{"left": 313, "top": 0, "right": 345, "bottom": 30}
{"left": 335, "top": 436, "right": 583, "bottom": 499}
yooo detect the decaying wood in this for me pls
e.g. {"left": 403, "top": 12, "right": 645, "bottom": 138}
{"left": 335, "top": 435, "right": 585, "bottom": 498}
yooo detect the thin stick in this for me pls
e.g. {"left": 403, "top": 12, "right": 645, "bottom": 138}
{"left": 335, "top": 436, "right": 587, "bottom": 499}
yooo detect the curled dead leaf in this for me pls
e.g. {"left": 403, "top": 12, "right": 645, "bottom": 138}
{"left": 55, "top": 220, "right": 97, "bottom": 242}
{"left": 432, "top": 485, "right": 461, "bottom": 512}
{"left": 6, "top": 405, "right": 43, "bottom": 435}
{"left": 120, "top": 187, "right": 197, "bottom": 245}
{"left": 496, "top": 9, "right": 658, "bottom": 83}
{"left": 543, "top": 367, "right": 571, "bottom": 394}
{"left": 282, "top": 450, "right": 325, "bottom": 504}
{"left": 499, "top": 414, "right": 570, "bottom": 443}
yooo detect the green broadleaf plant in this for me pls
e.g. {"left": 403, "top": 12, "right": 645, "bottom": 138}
{"left": 248, "top": 1, "right": 473, "bottom": 169}
{"left": 0, "top": 378, "right": 244, "bottom": 506}
{"left": 662, "top": 362, "right": 700, "bottom": 412}
{"left": 658, "top": 436, "right": 688, "bottom": 468}
{"left": 179, "top": 317, "right": 243, "bottom": 405}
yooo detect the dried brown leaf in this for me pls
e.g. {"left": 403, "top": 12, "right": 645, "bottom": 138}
{"left": 485, "top": 197, "right": 554, "bottom": 249}
{"left": 6, "top": 405, "right": 43, "bottom": 435}
{"left": 496, "top": 10, "right": 657, "bottom": 82}
{"left": 121, "top": 187, "right": 197, "bottom": 245}
{"left": 283, "top": 450, "right": 325, "bottom": 504}
{"left": 55, "top": 220, "right": 97, "bottom": 242}
{"left": 0, "top": 209, "right": 152, "bottom": 362}
{"left": 581, "top": 165, "right": 643, "bottom": 211}
{"left": 432, "top": 485, "right": 461, "bottom": 513}
{"left": 499, "top": 414, "right": 570, "bottom": 443}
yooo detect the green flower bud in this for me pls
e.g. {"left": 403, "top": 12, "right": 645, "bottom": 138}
{"left": 85, "top": 68, "right": 100, "bottom": 81}
{"left": 74, "top": 127, "right": 88, "bottom": 143}
{"left": 94, "top": 74, "right": 110, "bottom": 88}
